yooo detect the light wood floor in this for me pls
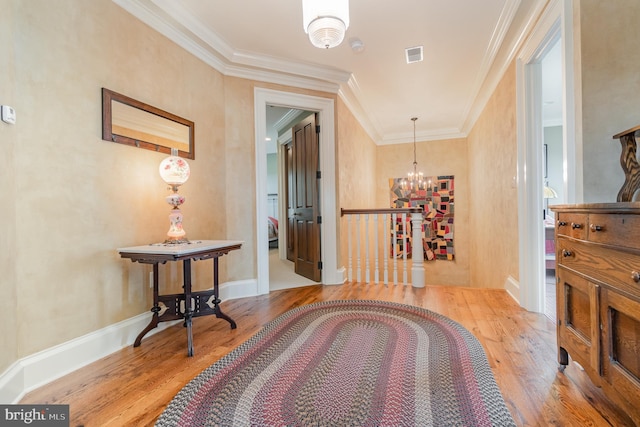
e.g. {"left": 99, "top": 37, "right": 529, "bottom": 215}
{"left": 21, "top": 282, "right": 635, "bottom": 426}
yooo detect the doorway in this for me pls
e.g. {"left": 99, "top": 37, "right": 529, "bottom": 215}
{"left": 265, "top": 107, "right": 321, "bottom": 290}
{"left": 541, "top": 38, "right": 564, "bottom": 321}
{"left": 516, "top": 0, "right": 581, "bottom": 313}
{"left": 254, "top": 88, "right": 343, "bottom": 296}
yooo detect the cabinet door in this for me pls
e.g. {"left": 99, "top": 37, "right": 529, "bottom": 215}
{"left": 601, "top": 288, "right": 640, "bottom": 414}
{"left": 557, "top": 268, "right": 601, "bottom": 380}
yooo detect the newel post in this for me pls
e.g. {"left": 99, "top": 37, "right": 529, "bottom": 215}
{"left": 410, "top": 210, "right": 425, "bottom": 287}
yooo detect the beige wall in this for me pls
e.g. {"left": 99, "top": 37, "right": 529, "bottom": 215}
{"left": 1, "top": 0, "right": 345, "bottom": 377}
{"left": 337, "top": 98, "right": 377, "bottom": 210}
{"left": 1, "top": 0, "right": 249, "bottom": 372}
{"left": 580, "top": 0, "right": 640, "bottom": 202}
{"left": 222, "top": 77, "right": 258, "bottom": 280}
{"left": 0, "top": 0, "right": 18, "bottom": 375}
{"left": 376, "top": 137, "right": 470, "bottom": 286}
{"left": 467, "top": 62, "right": 519, "bottom": 288}
{"left": 336, "top": 98, "right": 378, "bottom": 270}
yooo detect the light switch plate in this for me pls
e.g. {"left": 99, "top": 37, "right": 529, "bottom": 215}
{"left": 1, "top": 105, "right": 16, "bottom": 124}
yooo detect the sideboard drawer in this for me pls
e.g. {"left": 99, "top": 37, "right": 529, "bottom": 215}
{"left": 556, "top": 212, "right": 587, "bottom": 240}
{"left": 588, "top": 214, "right": 640, "bottom": 251}
{"left": 557, "top": 238, "right": 640, "bottom": 299}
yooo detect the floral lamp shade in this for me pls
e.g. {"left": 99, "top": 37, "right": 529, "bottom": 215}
{"left": 159, "top": 155, "right": 190, "bottom": 187}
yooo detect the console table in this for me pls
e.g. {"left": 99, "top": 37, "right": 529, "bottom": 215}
{"left": 118, "top": 240, "right": 243, "bottom": 356}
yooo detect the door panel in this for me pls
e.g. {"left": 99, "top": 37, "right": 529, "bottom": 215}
{"left": 290, "top": 114, "right": 321, "bottom": 282}
{"left": 285, "top": 142, "right": 295, "bottom": 262}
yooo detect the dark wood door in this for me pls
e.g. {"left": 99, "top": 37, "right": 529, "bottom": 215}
{"left": 286, "top": 114, "right": 321, "bottom": 281}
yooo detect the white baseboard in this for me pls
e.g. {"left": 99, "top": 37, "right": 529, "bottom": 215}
{"left": 504, "top": 275, "right": 520, "bottom": 304}
{"left": 219, "top": 278, "right": 258, "bottom": 299}
{"left": 0, "top": 279, "right": 257, "bottom": 404}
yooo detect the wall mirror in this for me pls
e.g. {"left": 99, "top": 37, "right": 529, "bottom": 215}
{"left": 102, "top": 88, "right": 195, "bottom": 159}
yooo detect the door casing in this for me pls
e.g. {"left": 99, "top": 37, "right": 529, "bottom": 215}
{"left": 515, "top": 0, "right": 582, "bottom": 311}
{"left": 254, "top": 88, "right": 344, "bottom": 295}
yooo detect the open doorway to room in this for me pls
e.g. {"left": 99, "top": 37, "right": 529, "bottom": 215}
{"left": 541, "top": 38, "right": 565, "bottom": 322}
{"left": 265, "top": 106, "right": 320, "bottom": 291}
{"left": 516, "top": 0, "right": 579, "bottom": 315}
{"left": 254, "top": 88, "right": 342, "bottom": 296}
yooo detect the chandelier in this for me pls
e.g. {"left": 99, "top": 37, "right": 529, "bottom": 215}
{"left": 302, "top": 0, "right": 350, "bottom": 49}
{"left": 401, "top": 117, "right": 425, "bottom": 192}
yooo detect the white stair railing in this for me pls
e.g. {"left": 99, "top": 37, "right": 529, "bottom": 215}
{"left": 341, "top": 208, "right": 425, "bottom": 287}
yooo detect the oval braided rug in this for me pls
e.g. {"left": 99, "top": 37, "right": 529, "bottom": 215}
{"left": 156, "top": 300, "right": 515, "bottom": 427}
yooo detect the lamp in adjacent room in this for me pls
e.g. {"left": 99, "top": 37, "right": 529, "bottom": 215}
{"left": 543, "top": 184, "right": 558, "bottom": 219}
{"left": 401, "top": 117, "right": 425, "bottom": 193}
{"left": 302, "top": 0, "right": 350, "bottom": 49}
{"left": 159, "top": 148, "right": 190, "bottom": 244}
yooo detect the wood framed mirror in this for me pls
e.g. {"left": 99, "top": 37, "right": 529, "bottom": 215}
{"left": 102, "top": 88, "right": 195, "bottom": 159}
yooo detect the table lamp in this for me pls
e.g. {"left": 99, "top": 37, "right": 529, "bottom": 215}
{"left": 159, "top": 148, "right": 190, "bottom": 244}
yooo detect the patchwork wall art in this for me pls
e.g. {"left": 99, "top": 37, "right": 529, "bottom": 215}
{"left": 389, "top": 175, "right": 455, "bottom": 261}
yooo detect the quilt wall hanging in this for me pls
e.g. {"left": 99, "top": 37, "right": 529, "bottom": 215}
{"left": 389, "top": 175, "right": 454, "bottom": 261}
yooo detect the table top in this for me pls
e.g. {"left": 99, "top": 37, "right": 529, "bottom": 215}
{"left": 118, "top": 240, "right": 243, "bottom": 260}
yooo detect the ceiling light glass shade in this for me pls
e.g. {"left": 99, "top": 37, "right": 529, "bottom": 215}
{"left": 302, "top": 0, "right": 349, "bottom": 49}
{"left": 159, "top": 155, "right": 190, "bottom": 186}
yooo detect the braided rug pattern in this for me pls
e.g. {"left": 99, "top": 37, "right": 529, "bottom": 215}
{"left": 156, "top": 300, "right": 515, "bottom": 427}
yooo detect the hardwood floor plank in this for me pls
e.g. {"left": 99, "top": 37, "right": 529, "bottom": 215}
{"left": 20, "top": 283, "right": 635, "bottom": 426}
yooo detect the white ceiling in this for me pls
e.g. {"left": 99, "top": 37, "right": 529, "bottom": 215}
{"left": 114, "top": 0, "right": 552, "bottom": 144}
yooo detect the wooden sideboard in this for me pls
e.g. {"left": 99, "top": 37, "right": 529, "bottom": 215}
{"left": 552, "top": 203, "right": 640, "bottom": 424}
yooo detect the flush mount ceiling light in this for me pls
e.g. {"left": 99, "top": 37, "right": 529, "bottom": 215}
{"left": 302, "top": 0, "right": 350, "bottom": 49}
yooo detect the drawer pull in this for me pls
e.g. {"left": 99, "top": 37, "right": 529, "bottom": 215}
{"left": 562, "top": 249, "right": 573, "bottom": 258}
{"left": 557, "top": 221, "right": 567, "bottom": 227}
{"left": 590, "top": 224, "right": 604, "bottom": 232}
{"left": 633, "top": 271, "right": 640, "bottom": 283}
{"left": 571, "top": 223, "right": 582, "bottom": 229}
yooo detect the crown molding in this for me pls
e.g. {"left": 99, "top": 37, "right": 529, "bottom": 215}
{"left": 337, "top": 75, "right": 384, "bottom": 144}
{"left": 226, "top": 63, "right": 341, "bottom": 94}
{"left": 461, "top": 0, "right": 550, "bottom": 135}
{"left": 274, "top": 109, "right": 305, "bottom": 132}
{"left": 457, "top": 0, "right": 522, "bottom": 131}
{"left": 113, "top": 0, "right": 229, "bottom": 72}
{"left": 231, "top": 50, "right": 351, "bottom": 84}
{"left": 378, "top": 129, "right": 467, "bottom": 146}
{"left": 116, "top": 0, "right": 349, "bottom": 91}
{"left": 114, "top": 0, "right": 548, "bottom": 145}
{"left": 544, "top": 118, "right": 563, "bottom": 128}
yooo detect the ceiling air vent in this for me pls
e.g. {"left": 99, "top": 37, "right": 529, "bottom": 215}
{"left": 405, "top": 46, "right": 423, "bottom": 64}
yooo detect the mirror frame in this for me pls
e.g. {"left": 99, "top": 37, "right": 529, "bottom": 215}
{"left": 102, "top": 88, "right": 195, "bottom": 159}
